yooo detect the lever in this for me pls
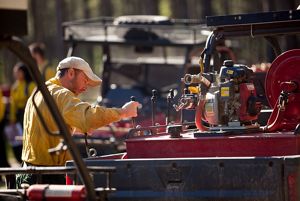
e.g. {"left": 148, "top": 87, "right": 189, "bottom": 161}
{"left": 84, "top": 133, "right": 97, "bottom": 158}
{"left": 181, "top": 88, "right": 189, "bottom": 123}
{"left": 151, "top": 90, "right": 157, "bottom": 126}
{"left": 131, "top": 96, "right": 136, "bottom": 128}
{"left": 166, "top": 89, "right": 174, "bottom": 125}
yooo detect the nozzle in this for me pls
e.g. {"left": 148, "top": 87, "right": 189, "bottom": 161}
{"left": 182, "top": 73, "right": 211, "bottom": 87}
{"left": 182, "top": 74, "right": 202, "bottom": 85}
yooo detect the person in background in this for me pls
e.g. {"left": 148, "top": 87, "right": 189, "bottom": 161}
{"left": 0, "top": 89, "right": 9, "bottom": 184}
{"left": 0, "top": 88, "right": 10, "bottom": 185}
{"left": 0, "top": 88, "right": 15, "bottom": 187}
{"left": 29, "top": 42, "right": 55, "bottom": 81}
{"left": 16, "top": 56, "right": 140, "bottom": 187}
{"left": 9, "top": 63, "right": 35, "bottom": 163}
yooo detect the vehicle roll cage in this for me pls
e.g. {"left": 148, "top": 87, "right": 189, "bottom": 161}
{"left": 62, "top": 17, "right": 210, "bottom": 98}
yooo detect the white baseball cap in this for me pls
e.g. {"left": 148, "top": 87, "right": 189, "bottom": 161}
{"left": 57, "top": 56, "right": 102, "bottom": 87}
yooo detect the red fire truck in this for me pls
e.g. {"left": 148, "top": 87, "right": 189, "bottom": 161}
{"left": 1, "top": 5, "right": 300, "bottom": 201}
{"left": 66, "top": 9, "right": 300, "bottom": 201}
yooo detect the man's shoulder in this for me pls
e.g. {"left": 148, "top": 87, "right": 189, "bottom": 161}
{"left": 46, "top": 81, "right": 73, "bottom": 97}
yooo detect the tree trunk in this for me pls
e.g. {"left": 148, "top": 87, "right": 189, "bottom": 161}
{"left": 121, "top": 0, "right": 159, "bottom": 15}
{"left": 170, "top": 0, "right": 188, "bottom": 18}
{"left": 99, "top": 0, "right": 113, "bottom": 16}
{"left": 83, "top": 0, "right": 93, "bottom": 64}
{"left": 55, "top": 0, "right": 64, "bottom": 59}
{"left": 30, "top": 0, "right": 45, "bottom": 41}
{"left": 201, "top": 0, "right": 212, "bottom": 19}
{"left": 141, "top": 0, "right": 159, "bottom": 15}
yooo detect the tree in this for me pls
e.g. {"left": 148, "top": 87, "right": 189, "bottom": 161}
{"left": 121, "top": 0, "right": 159, "bottom": 15}
{"left": 99, "top": 0, "right": 113, "bottom": 16}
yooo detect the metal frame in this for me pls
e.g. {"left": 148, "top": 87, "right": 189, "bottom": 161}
{"left": 63, "top": 17, "right": 209, "bottom": 99}
{"left": 0, "top": 36, "right": 98, "bottom": 200}
{"left": 62, "top": 17, "right": 207, "bottom": 46}
{"left": 203, "top": 9, "right": 300, "bottom": 71}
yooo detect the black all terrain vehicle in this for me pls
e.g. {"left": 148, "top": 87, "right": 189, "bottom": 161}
{"left": 63, "top": 15, "right": 221, "bottom": 156}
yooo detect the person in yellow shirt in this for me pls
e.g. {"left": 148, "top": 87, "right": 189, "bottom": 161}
{"left": 29, "top": 42, "right": 55, "bottom": 81}
{"left": 16, "top": 56, "right": 139, "bottom": 187}
{"left": 10, "top": 63, "right": 36, "bottom": 125}
{"left": 0, "top": 89, "right": 10, "bottom": 168}
{"left": 9, "top": 63, "right": 35, "bottom": 163}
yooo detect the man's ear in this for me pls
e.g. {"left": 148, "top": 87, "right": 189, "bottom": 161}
{"left": 67, "top": 68, "right": 75, "bottom": 78}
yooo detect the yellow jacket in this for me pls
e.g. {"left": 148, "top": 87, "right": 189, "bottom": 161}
{"left": 9, "top": 80, "right": 35, "bottom": 123}
{"left": 22, "top": 77, "right": 122, "bottom": 166}
{"left": 0, "top": 90, "right": 5, "bottom": 121}
{"left": 44, "top": 67, "right": 55, "bottom": 81}
{"left": 39, "top": 61, "right": 55, "bottom": 81}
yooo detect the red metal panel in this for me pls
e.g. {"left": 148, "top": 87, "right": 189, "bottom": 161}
{"left": 126, "top": 132, "right": 300, "bottom": 158}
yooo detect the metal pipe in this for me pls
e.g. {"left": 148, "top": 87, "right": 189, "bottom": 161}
{"left": 166, "top": 89, "right": 174, "bottom": 125}
{"left": 180, "top": 88, "right": 189, "bottom": 123}
{"left": 0, "top": 166, "right": 115, "bottom": 175}
{"left": 151, "top": 89, "right": 157, "bottom": 126}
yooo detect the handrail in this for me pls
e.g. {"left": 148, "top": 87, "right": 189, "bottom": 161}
{"left": 0, "top": 166, "right": 116, "bottom": 175}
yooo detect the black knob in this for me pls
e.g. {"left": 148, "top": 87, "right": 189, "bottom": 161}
{"left": 152, "top": 89, "right": 157, "bottom": 97}
{"left": 130, "top": 96, "right": 136, "bottom": 101}
{"left": 223, "top": 60, "right": 234, "bottom": 67}
{"left": 169, "top": 89, "right": 174, "bottom": 98}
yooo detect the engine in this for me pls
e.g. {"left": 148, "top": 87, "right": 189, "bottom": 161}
{"left": 176, "top": 60, "right": 261, "bottom": 132}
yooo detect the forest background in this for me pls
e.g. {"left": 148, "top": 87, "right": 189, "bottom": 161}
{"left": 0, "top": 0, "right": 300, "bottom": 85}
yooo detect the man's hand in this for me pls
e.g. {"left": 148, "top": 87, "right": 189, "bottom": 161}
{"left": 120, "top": 101, "right": 140, "bottom": 118}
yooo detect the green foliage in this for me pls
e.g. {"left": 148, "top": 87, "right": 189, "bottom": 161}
{"left": 159, "top": 0, "right": 171, "bottom": 17}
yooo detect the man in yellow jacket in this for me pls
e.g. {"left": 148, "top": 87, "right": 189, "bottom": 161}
{"left": 17, "top": 56, "right": 139, "bottom": 187}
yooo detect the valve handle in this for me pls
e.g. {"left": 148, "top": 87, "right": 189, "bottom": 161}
{"left": 88, "top": 148, "right": 97, "bottom": 157}
{"left": 151, "top": 89, "right": 157, "bottom": 102}
{"left": 169, "top": 89, "right": 174, "bottom": 99}
{"left": 151, "top": 90, "right": 157, "bottom": 126}
{"left": 130, "top": 96, "right": 136, "bottom": 101}
{"left": 152, "top": 89, "right": 157, "bottom": 96}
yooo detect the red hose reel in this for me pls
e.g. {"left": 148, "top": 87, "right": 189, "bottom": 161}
{"left": 265, "top": 49, "right": 300, "bottom": 131}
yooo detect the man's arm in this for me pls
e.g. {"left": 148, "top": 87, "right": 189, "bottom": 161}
{"left": 59, "top": 91, "right": 140, "bottom": 133}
